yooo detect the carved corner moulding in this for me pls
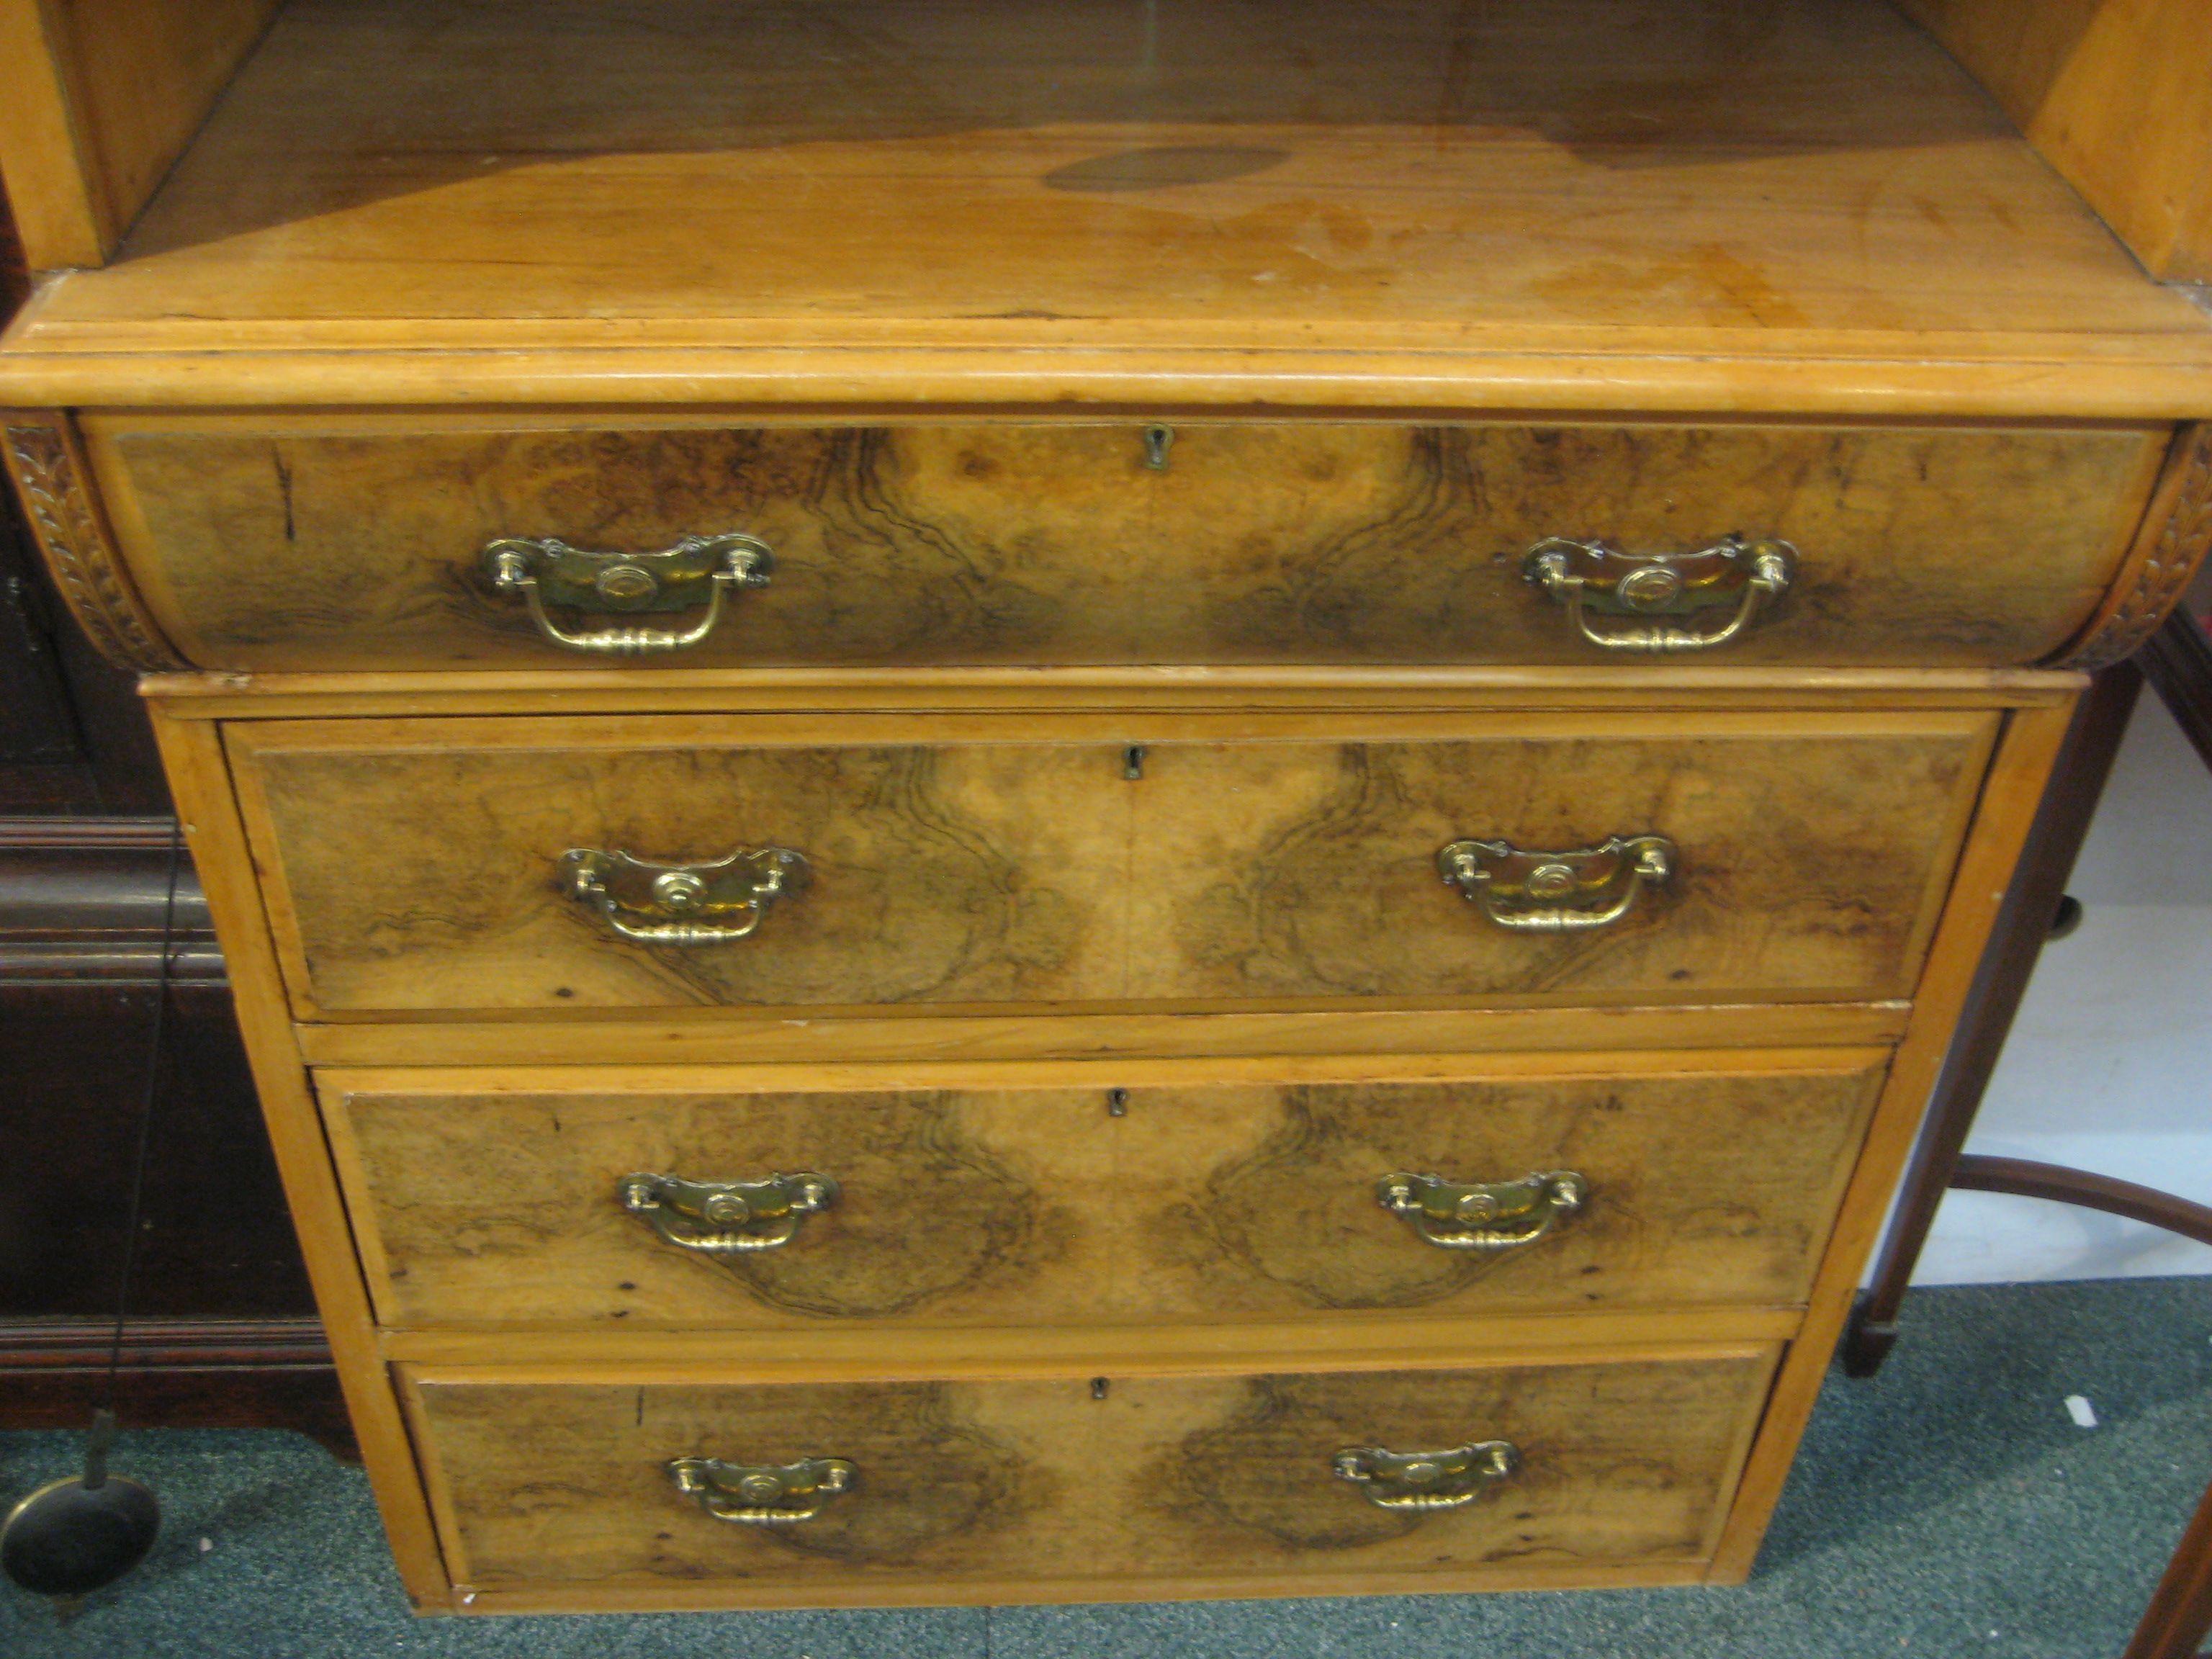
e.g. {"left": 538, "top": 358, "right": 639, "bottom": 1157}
{"left": 2056, "top": 421, "right": 2212, "bottom": 671}
{"left": 1, "top": 411, "right": 189, "bottom": 673}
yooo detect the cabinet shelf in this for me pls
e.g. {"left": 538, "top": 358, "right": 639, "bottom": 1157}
{"left": 2, "top": 0, "right": 2208, "bottom": 413}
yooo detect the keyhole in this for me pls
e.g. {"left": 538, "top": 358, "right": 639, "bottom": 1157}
{"left": 1107, "top": 1089, "right": 1128, "bottom": 1117}
{"left": 1090, "top": 1377, "right": 1110, "bottom": 1400}
{"left": 1123, "top": 745, "right": 1146, "bottom": 780}
{"left": 1143, "top": 425, "right": 1174, "bottom": 470}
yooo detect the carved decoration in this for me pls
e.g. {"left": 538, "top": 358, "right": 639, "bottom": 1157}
{"left": 2058, "top": 423, "right": 2212, "bottom": 670}
{"left": 1, "top": 413, "right": 188, "bottom": 671}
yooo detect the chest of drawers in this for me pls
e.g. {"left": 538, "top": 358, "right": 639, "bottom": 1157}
{"left": 5, "top": 0, "right": 2212, "bottom": 1619}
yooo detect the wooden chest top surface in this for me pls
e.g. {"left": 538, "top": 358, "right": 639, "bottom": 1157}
{"left": 4, "top": 0, "right": 2209, "bottom": 412}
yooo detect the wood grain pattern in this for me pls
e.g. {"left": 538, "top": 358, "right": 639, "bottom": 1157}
{"left": 2059, "top": 424, "right": 2212, "bottom": 670}
{"left": 1156, "top": 1069, "right": 1878, "bottom": 1319}
{"left": 1, "top": 411, "right": 185, "bottom": 670}
{"left": 321, "top": 1056, "right": 1881, "bottom": 1329}
{"left": 5, "top": 0, "right": 2210, "bottom": 413}
{"left": 11, "top": 0, "right": 2162, "bottom": 1619}
{"left": 88, "top": 419, "right": 2164, "bottom": 673}
{"left": 405, "top": 1352, "right": 1772, "bottom": 1595}
{"left": 335, "top": 1085, "right": 1073, "bottom": 1328}
{"left": 1895, "top": 0, "right": 2212, "bottom": 283}
{"left": 223, "top": 709, "right": 1992, "bottom": 1015}
{"left": 236, "top": 730, "right": 1121, "bottom": 1015}
{"left": 1153, "top": 1360, "right": 1763, "bottom": 1566}
{"left": 410, "top": 1377, "right": 1041, "bottom": 1586}
{"left": 1708, "top": 698, "right": 2077, "bottom": 1578}
{"left": 1130, "top": 717, "right": 1990, "bottom": 1007}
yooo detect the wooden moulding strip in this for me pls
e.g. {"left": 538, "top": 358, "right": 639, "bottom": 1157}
{"left": 293, "top": 1003, "right": 1915, "bottom": 1069}
{"left": 203, "top": 703, "right": 2022, "bottom": 753}
{"left": 72, "top": 405, "right": 2184, "bottom": 436}
{"left": 392, "top": 1334, "right": 1782, "bottom": 1388}
{"left": 441, "top": 1557, "right": 1711, "bottom": 1616}
{"left": 379, "top": 1313, "right": 1799, "bottom": 1393}
{"left": 1, "top": 408, "right": 187, "bottom": 670}
{"left": 315, "top": 1044, "right": 1895, "bottom": 1100}
{"left": 0, "top": 1317, "right": 331, "bottom": 1372}
{"left": 7, "top": 336, "right": 2212, "bottom": 419}
{"left": 140, "top": 664, "right": 2088, "bottom": 722}
{"left": 1705, "top": 696, "right": 2078, "bottom": 1581}
{"left": 381, "top": 1312, "right": 1804, "bottom": 1375}
{"left": 148, "top": 706, "right": 453, "bottom": 1609}
{"left": 2056, "top": 423, "right": 2212, "bottom": 670}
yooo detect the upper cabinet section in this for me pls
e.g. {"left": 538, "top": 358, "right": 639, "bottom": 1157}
{"left": 0, "top": 0, "right": 2208, "bottom": 413}
{"left": 0, "top": 0, "right": 279, "bottom": 269}
{"left": 1896, "top": 0, "right": 2212, "bottom": 285}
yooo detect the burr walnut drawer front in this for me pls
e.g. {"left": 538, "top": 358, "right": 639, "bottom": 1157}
{"left": 400, "top": 1349, "right": 1776, "bottom": 1604}
{"left": 88, "top": 418, "right": 2163, "bottom": 670}
{"left": 320, "top": 1051, "right": 1884, "bottom": 1331}
{"left": 226, "top": 709, "right": 1995, "bottom": 1018}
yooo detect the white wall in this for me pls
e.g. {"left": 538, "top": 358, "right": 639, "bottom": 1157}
{"left": 1912, "top": 686, "right": 2212, "bottom": 1284}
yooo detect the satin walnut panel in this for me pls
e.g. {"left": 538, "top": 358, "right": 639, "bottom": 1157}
{"left": 320, "top": 1055, "right": 1884, "bottom": 1329}
{"left": 87, "top": 419, "right": 2163, "bottom": 672}
{"left": 222, "top": 709, "right": 1995, "bottom": 1016}
{"left": 404, "top": 1353, "right": 1773, "bottom": 1598}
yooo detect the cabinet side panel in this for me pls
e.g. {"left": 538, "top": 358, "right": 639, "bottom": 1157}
{"left": 0, "top": 0, "right": 104, "bottom": 268}
{"left": 148, "top": 704, "right": 454, "bottom": 1609}
{"left": 1895, "top": 0, "right": 2212, "bottom": 281}
{"left": 1, "top": 0, "right": 280, "bottom": 266}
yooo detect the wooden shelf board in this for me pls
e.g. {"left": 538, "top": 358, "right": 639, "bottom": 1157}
{"left": 3, "top": 0, "right": 2209, "bottom": 411}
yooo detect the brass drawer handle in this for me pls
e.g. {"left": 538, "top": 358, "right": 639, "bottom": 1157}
{"left": 1332, "top": 1440, "right": 1520, "bottom": 1511}
{"left": 1377, "top": 1169, "right": 1588, "bottom": 1251}
{"left": 560, "top": 846, "right": 809, "bottom": 945}
{"left": 666, "top": 1456, "right": 855, "bottom": 1525}
{"left": 619, "top": 1170, "right": 840, "bottom": 1255}
{"left": 1524, "top": 535, "right": 1794, "bottom": 654}
{"left": 1437, "top": 834, "right": 1673, "bottom": 932}
{"left": 482, "top": 532, "right": 773, "bottom": 655}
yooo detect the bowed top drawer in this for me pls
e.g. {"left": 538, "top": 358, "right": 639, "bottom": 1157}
{"left": 85, "top": 418, "right": 2163, "bottom": 670}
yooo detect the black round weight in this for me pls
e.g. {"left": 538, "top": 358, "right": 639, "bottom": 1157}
{"left": 1, "top": 1474, "right": 161, "bottom": 1598}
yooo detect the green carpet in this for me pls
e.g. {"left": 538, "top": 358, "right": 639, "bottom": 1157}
{"left": 5, "top": 1279, "right": 2209, "bottom": 1658}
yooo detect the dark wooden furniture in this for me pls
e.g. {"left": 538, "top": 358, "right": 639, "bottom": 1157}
{"left": 0, "top": 185, "right": 346, "bottom": 1454}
